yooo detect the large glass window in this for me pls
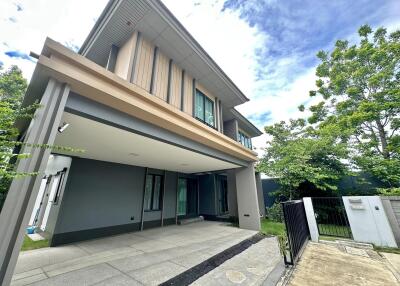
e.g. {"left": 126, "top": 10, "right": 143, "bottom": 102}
{"left": 238, "top": 131, "right": 252, "bottom": 149}
{"left": 144, "top": 174, "right": 163, "bottom": 211}
{"left": 177, "top": 178, "right": 187, "bottom": 216}
{"left": 195, "top": 91, "right": 204, "bottom": 120}
{"left": 195, "top": 89, "right": 214, "bottom": 127}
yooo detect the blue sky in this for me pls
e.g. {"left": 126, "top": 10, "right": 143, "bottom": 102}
{"left": 0, "top": 0, "right": 399, "bottom": 151}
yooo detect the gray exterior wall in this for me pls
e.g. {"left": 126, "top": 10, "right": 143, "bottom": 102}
{"left": 227, "top": 170, "right": 238, "bottom": 217}
{"left": 223, "top": 119, "right": 238, "bottom": 141}
{"left": 52, "top": 157, "right": 178, "bottom": 245}
{"left": 163, "top": 171, "right": 178, "bottom": 219}
{"left": 54, "top": 157, "right": 146, "bottom": 234}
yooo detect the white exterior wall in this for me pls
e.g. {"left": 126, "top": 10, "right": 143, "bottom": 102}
{"left": 303, "top": 197, "right": 319, "bottom": 242}
{"left": 235, "top": 163, "right": 261, "bottom": 231}
{"left": 343, "top": 196, "right": 397, "bottom": 247}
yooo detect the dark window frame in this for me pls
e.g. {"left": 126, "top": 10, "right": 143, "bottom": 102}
{"left": 195, "top": 89, "right": 216, "bottom": 129}
{"left": 238, "top": 131, "right": 252, "bottom": 149}
{"left": 144, "top": 174, "right": 164, "bottom": 212}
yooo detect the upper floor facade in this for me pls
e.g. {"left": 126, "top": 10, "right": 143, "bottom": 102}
{"left": 78, "top": 0, "right": 262, "bottom": 150}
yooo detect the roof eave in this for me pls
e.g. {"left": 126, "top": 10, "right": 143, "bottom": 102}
{"left": 231, "top": 109, "right": 263, "bottom": 137}
{"left": 78, "top": 0, "right": 249, "bottom": 105}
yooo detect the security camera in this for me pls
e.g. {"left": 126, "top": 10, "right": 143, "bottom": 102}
{"left": 58, "top": 122, "right": 70, "bottom": 133}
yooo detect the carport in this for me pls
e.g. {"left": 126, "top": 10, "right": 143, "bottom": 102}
{"left": 12, "top": 221, "right": 258, "bottom": 285}
{"left": 25, "top": 91, "right": 252, "bottom": 247}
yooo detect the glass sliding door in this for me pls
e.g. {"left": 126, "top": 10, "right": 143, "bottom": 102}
{"left": 177, "top": 178, "right": 198, "bottom": 218}
{"left": 177, "top": 178, "right": 187, "bottom": 216}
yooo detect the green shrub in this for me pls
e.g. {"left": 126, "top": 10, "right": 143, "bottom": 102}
{"left": 277, "top": 233, "right": 288, "bottom": 257}
{"left": 378, "top": 188, "right": 400, "bottom": 196}
{"left": 266, "top": 202, "right": 284, "bottom": 222}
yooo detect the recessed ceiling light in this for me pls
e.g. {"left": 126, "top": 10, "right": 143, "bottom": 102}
{"left": 129, "top": 153, "right": 139, "bottom": 156}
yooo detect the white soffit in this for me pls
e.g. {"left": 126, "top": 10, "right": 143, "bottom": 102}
{"left": 54, "top": 112, "right": 240, "bottom": 173}
{"left": 81, "top": 0, "right": 248, "bottom": 108}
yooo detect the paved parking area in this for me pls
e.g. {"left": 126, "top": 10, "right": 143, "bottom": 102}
{"left": 12, "top": 221, "right": 261, "bottom": 286}
{"left": 288, "top": 242, "right": 400, "bottom": 286}
{"left": 190, "top": 237, "right": 282, "bottom": 286}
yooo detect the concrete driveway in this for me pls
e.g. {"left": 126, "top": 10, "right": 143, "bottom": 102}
{"left": 12, "top": 221, "right": 264, "bottom": 286}
{"left": 288, "top": 242, "right": 400, "bottom": 286}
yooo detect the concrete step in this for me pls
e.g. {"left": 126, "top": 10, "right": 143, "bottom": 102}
{"left": 178, "top": 216, "right": 204, "bottom": 225}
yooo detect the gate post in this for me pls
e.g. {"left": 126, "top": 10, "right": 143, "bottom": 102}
{"left": 303, "top": 197, "right": 319, "bottom": 242}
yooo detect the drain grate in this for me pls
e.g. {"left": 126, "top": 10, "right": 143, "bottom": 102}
{"left": 159, "top": 233, "right": 266, "bottom": 286}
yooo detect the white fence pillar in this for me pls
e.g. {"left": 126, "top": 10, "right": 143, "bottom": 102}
{"left": 342, "top": 196, "right": 397, "bottom": 247}
{"left": 303, "top": 197, "right": 319, "bottom": 242}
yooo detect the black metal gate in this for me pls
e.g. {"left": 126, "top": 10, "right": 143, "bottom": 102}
{"left": 312, "top": 197, "right": 352, "bottom": 239}
{"left": 282, "top": 200, "right": 310, "bottom": 265}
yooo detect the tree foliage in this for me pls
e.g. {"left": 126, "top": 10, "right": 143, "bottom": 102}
{"left": 0, "top": 65, "right": 81, "bottom": 210}
{"left": 0, "top": 65, "right": 32, "bottom": 209}
{"left": 308, "top": 25, "right": 400, "bottom": 188}
{"left": 259, "top": 25, "right": 400, "bottom": 196}
{"left": 259, "top": 119, "right": 349, "bottom": 198}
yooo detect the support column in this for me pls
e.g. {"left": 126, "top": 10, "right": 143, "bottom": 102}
{"left": 0, "top": 79, "right": 70, "bottom": 285}
{"left": 255, "top": 172, "right": 265, "bottom": 217}
{"left": 235, "top": 163, "right": 261, "bottom": 231}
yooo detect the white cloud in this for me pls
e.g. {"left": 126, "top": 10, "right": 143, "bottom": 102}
{"left": 161, "top": 0, "right": 266, "bottom": 99}
{"left": 0, "top": 0, "right": 108, "bottom": 80}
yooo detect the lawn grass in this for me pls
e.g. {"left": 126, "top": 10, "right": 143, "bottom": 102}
{"left": 319, "top": 235, "right": 343, "bottom": 242}
{"left": 21, "top": 235, "right": 49, "bottom": 251}
{"left": 260, "top": 218, "right": 285, "bottom": 236}
{"left": 317, "top": 224, "right": 352, "bottom": 238}
{"left": 374, "top": 245, "right": 400, "bottom": 255}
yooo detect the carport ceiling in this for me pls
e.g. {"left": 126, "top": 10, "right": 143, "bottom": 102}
{"left": 54, "top": 112, "right": 240, "bottom": 173}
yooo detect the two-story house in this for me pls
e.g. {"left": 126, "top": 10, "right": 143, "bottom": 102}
{"left": 0, "top": 0, "right": 264, "bottom": 283}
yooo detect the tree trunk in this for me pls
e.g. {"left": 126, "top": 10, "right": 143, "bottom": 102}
{"left": 376, "top": 119, "right": 389, "bottom": 159}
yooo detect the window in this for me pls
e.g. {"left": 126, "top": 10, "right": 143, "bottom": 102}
{"left": 238, "top": 131, "right": 252, "bottom": 149}
{"left": 195, "top": 89, "right": 214, "bottom": 127}
{"left": 144, "top": 174, "right": 163, "bottom": 211}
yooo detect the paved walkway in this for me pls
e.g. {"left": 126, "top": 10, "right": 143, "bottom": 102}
{"left": 288, "top": 241, "right": 400, "bottom": 286}
{"left": 12, "top": 221, "right": 262, "bottom": 286}
{"left": 191, "top": 237, "right": 282, "bottom": 286}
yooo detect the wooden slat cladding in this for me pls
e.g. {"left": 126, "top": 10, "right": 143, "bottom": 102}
{"left": 152, "top": 52, "right": 169, "bottom": 101}
{"left": 114, "top": 32, "right": 137, "bottom": 80}
{"left": 132, "top": 37, "right": 154, "bottom": 92}
{"left": 196, "top": 82, "right": 216, "bottom": 102}
{"left": 169, "top": 63, "right": 182, "bottom": 109}
{"left": 113, "top": 31, "right": 223, "bottom": 127}
{"left": 182, "top": 73, "right": 193, "bottom": 115}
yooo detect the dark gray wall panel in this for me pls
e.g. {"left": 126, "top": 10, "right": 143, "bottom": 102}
{"left": 54, "top": 157, "right": 146, "bottom": 233}
{"left": 199, "top": 174, "right": 217, "bottom": 215}
{"left": 164, "top": 171, "right": 178, "bottom": 219}
{"left": 223, "top": 119, "right": 238, "bottom": 141}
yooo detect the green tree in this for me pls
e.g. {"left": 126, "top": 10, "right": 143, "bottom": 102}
{"left": 307, "top": 25, "right": 400, "bottom": 189}
{"left": 0, "top": 65, "right": 36, "bottom": 209}
{"left": 258, "top": 119, "right": 348, "bottom": 199}
{"left": 0, "top": 65, "right": 80, "bottom": 210}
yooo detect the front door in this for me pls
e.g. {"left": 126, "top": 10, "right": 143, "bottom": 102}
{"left": 177, "top": 178, "right": 198, "bottom": 218}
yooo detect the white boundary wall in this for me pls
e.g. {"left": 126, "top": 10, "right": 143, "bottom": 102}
{"left": 342, "top": 196, "right": 397, "bottom": 247}
{"left": 303, "top": 198, "right": 319, "bottom": 242}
